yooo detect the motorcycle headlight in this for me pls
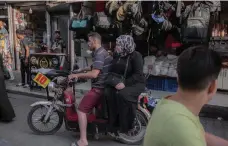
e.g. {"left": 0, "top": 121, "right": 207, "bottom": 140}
{"left": 48, "top": 82, "right": 56, "bottom": 92}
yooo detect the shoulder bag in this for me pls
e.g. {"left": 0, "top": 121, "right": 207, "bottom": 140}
{"left": 105, "top": 55, "right": 130, "bottom": 87}
{"left": 69, "top": 8, "right": 92, "bottom": 39}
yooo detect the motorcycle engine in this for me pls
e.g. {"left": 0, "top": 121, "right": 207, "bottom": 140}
{"left": 49, "top": 76, "right": 68, "bottom": 98}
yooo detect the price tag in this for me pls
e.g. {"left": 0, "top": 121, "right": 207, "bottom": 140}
{"left": 33, "top": 73, "right": 50, "bottom": 88}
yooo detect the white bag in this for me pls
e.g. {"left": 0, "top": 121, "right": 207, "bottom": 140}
{"left": 144, "top": 56, "right": 156, "bottom": 65}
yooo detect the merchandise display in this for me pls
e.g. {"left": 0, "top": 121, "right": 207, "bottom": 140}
{"left": 143, "top": 54, "right": 178, "bottom": 78}
{"left": 212, "top": 23, "right": 228, "bottom": 37}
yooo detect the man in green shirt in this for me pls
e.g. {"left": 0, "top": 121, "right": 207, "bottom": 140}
{"left": 144, "top": 46, "right": 228, "bottom": 146}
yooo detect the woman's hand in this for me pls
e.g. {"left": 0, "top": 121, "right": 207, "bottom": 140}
{"left": 115, "top": 83, "right": 125, "bottom": 90}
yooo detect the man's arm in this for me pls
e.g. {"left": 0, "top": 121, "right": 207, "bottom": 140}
{"left": 25, "top": 45, "right": 30, "bottom": 59}
{"left": 205, "top": 132, "right": 228, "bottom": 146}
{"left": 70, "top": 51, "right": 105, "bottom": 80}
{"left": 72, "top": 69, "right": 100, "bottom": 79}
{"left": 81, "top": 66, "right": 92, "bottom": 72}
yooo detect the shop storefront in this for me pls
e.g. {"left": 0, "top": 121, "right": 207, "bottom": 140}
{"left": 12, "top": 2, "right": 71, "bottom": 88}
{"left": 67, "top": 1, "right": 228, "bottom": 98}
{"left": 2, "top": 1, "right": 228, "bottom": 95}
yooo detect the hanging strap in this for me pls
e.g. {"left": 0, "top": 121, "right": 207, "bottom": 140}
{"left": 184, "top": 2, "right": 201, "bottom": 22}
{"left": 123, "top": 55, "right": 130, "bottom": 79}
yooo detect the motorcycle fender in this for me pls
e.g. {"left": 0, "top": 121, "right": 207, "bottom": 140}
{"left": 30, "top": 101, "right": 63, "bottom": 111}
{"left": 137, "top": 105, "right": 151, "bottom": 121}
{"left": 30, "top": 101, "right": 52, "bottom": 109}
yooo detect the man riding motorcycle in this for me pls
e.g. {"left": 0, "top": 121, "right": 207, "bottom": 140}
{"left": 68, "top": 32, "right": 113, "bottom": 146}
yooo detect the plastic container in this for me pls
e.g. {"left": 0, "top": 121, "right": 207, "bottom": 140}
{"left": 164, "top": 78, "right": 178, "bottom": 92}
{"left": 146, "top": 78, "right": 165, "bottom": 91}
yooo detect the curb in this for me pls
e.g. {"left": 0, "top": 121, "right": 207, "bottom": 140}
{"left": 6, "top": 89, "right": 46, "bottom": 99}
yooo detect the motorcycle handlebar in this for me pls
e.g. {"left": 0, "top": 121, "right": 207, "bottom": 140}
{"left": 68, "top": 78, "right": 78, "bottom": 83}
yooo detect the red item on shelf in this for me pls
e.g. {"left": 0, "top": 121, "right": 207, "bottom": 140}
{"left": 165, "top": 34, "right": 182, "bottom": 49}
{"left": 95, "top": 1, "right": 106, "bottom": 12}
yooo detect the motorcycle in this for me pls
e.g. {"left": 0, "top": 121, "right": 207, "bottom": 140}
{"left": 27, "top": 69, "right": 151, "bottom": 144}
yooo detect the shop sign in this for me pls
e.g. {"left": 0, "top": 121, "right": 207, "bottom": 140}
{"left": 33, "top": 73, "right": 50, "bottom": 88}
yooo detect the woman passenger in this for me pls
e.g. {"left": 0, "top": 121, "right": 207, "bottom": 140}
{"left": 105, "top": 35, "right": 145, "bottom": 133}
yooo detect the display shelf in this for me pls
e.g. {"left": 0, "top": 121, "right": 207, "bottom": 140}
{"left": 210, "top": 37, "right": 228, "bottom": 41}
{"left": 147, "top": 74, "right": 176, "bottom": 79}
{"left": 213, "top": 49, "right": 228, "bottom": 57}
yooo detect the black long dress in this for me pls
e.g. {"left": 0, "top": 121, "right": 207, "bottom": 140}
{"left": 0, "top": 54, "right": 15, "bottom": 122}
{"left": 105, "top": 51, "right": 145, "bottom": 133}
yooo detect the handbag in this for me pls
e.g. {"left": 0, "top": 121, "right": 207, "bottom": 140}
{"left": 69, "top": 8, "right": 92, "bottom": 39}
{"left": 105, "top": 55, "right": 130, "bottom": 87}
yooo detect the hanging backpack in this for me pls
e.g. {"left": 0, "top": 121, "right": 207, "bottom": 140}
{"left": 132, "top": 18, "right": 148, "bottom": 36}
{"left": 105, "top": 1, "right": 123, "bottom": 16}
{"left": 94, "top": 12, "right": 112, "bottom": 29}
{"left": 122, "top": 1, "right": 143, "bottom": 22}
{"left": 181, "top": 2, "right": 211, "bottom": 43}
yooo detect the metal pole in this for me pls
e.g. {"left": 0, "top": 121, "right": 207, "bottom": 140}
{"left": 53, "top": 18, "right": 57, "bottom": 30}
{"left": 69, "top": 4, "right": 74, "bottom": 71}
{"left": 46, "top": 10, "right": 51, "bottom": 53}
{"left": 7, "top": 4, "right": 16, "bottom": 70}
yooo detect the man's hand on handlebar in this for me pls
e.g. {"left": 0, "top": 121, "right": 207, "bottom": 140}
{"left": 68, "top": 74, "right": 78, "bottom": 81}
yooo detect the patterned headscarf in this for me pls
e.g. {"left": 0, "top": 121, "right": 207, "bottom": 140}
{"left": 115, "top": 35, "right": 136, "bottom": 57}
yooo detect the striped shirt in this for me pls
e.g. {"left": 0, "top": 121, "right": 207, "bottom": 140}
{"left": 91, "top": 47, "right": 113, "bottom": 88}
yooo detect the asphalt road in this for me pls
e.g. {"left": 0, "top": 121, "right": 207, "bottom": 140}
{"left": 0, "top": 93, "right": 139, "bottom": 146}
{"left": 1, "top": 93, "right": 228, "bottom": 146}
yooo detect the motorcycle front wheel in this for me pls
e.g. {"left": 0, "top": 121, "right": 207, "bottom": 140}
{"left": 117, "top": 110, "right": 148, "bottom": 145}
{"left": 27, "top": 105, "right": 63, "bottom": 135}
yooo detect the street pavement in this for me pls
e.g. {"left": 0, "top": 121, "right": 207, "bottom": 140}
{"left": 0, "top": 93, "right": 139, "bottom": 146}
{"left": 1, "top": 93, "right": 228, "bottom": 146}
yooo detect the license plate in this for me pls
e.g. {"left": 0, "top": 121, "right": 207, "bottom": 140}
{"left": 33, "top": 73, "right": 50, "bottom": 88}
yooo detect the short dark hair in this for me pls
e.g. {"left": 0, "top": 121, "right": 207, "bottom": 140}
{"left": 177, "top": 45, "right": 222, "bottom": 91}
{"left": 88, "top": 32, "right": 101, "bottom": 42}
{"left": 16, "top": 29, "right": 25, "bottom": 35}
{"left": 55, "top": 30, "right": 60, "bottom": 34}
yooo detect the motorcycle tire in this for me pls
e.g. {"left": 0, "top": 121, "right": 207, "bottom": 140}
{"left": 117, "top": 110, "right": 148, "bottom": 145}
{"left": 27, "top": 105, "right": 63, "bottom": 135}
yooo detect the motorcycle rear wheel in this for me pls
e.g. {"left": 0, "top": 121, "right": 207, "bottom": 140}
{"left": 117, "top": 110, "right": 148, "bottom": 145}
{"left": 27, "top": 105, "right": 63, "bottom": 135}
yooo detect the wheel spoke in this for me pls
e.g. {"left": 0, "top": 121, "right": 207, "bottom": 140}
{"left": 118, "top": 111, "right": 148, "bottom": 141}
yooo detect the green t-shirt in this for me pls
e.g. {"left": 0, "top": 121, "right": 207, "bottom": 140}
{"left": 143, "top": 98, "right": 206, "bottom": 146}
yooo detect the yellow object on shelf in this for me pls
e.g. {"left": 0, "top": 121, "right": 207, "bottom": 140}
{"left": 0, "top": 40, "right": 5, "bottom": 48}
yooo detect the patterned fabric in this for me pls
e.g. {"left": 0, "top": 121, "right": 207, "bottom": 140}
{"left": 91, "top": 47, "right": 113, "bottom": 88}
{"left": 115, "top": 35, "right": 136, "bottom": 57}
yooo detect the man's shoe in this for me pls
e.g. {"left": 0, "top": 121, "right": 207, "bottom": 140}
{"left": 23, "top": 84, "right": 30, "bottom": 88}
{"left": 16, "top": 83, "right": 24, "bottom": 87}
{"left": 9, "top": 77, "right": 14, "bottom": 81}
